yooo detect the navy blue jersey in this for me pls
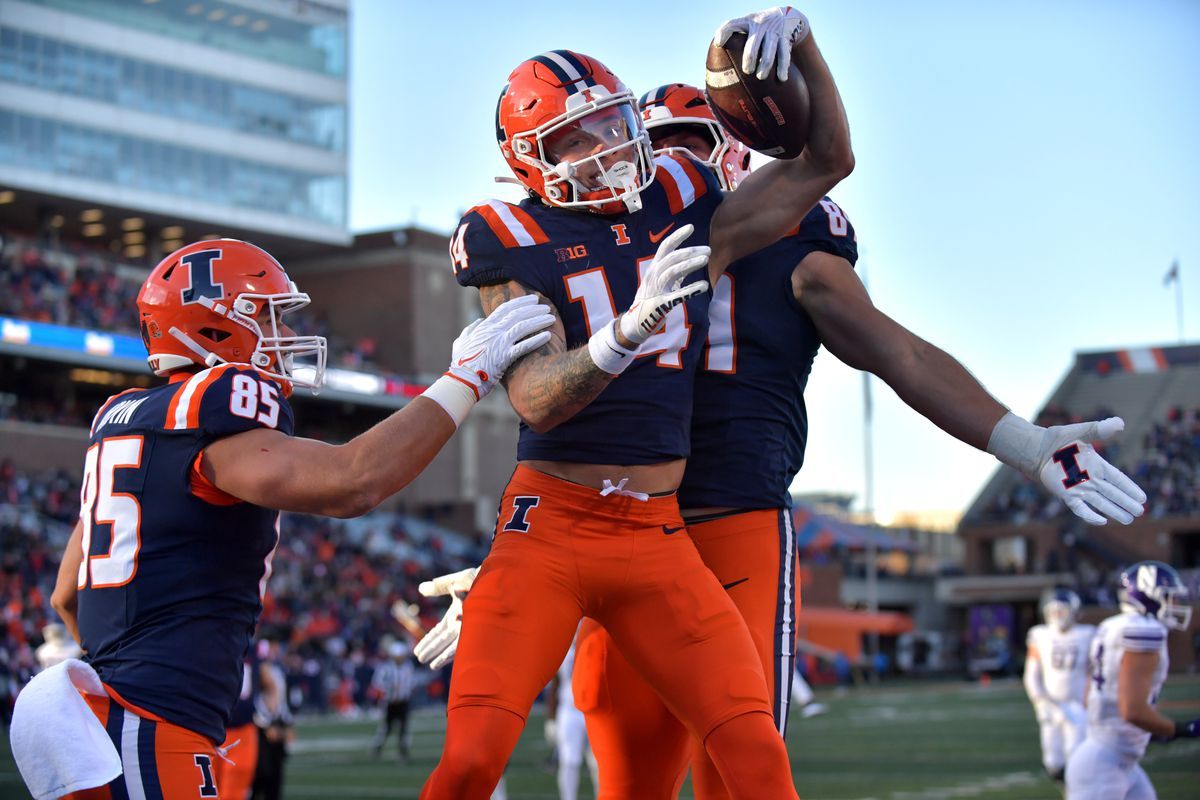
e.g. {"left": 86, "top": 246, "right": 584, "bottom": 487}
{"left": 679, "top": 198, "right": 858, "bottom": 509}
{"left": 227, "top": 648, "right": 262, "bottom": 728}
{"left": 77, "top": 363, "right": 293, "bottom": 742}
{"left": 451, "top": 153, "right": 723, "bottom": 464}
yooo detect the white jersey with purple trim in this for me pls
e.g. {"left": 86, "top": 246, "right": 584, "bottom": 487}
{"left": 1085, "top": 612, "right": 1169, "bottom": 758}
{"left": 1027, "top": 623, "right": 1095, "bottom": 704}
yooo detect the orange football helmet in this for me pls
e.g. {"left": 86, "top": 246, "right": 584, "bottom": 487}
{"left": 136, "top": 239, "right": 327, "bottom": 394}
{"left": 496, "top": 50, "right": 655, "bottom": 215}
{"left": 638, "top": 83, "right": 751, "bottom": 191}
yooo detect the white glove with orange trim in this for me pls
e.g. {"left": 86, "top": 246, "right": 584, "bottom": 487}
{"left": 987, "top": 413, "right": 1147, "bottom": 526}
{"left": 715, "top": 6, "right": 811, "bottom": 82}
{"left": 413, "top": 566, "right": 479, "bottom": 670}
{"left": 423, "top": 295, "right": 553, "bottom": 426}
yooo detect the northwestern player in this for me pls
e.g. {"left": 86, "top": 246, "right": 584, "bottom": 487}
{"left": 1024, "top": 588, "right": 1095, "bottom": 782}
{"left": 30, "top": 239, "right": 552, "bottom": 800}
{"left": 1066, "top": 562, "right": 1200, "bottom": 799}
{"left": 567, "top": 43, "right": 1147, "bottom": 800}
{"left": 420, "top": 8, "right": 855, "bottom": 799}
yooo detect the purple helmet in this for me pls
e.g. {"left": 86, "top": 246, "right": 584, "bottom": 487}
{"left": 1119, "top": 561, "right": 1193, "bottom": 631}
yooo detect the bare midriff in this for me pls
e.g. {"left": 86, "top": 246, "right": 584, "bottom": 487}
{"left": 521, "top": 458, "right": 686, "bottom": 496}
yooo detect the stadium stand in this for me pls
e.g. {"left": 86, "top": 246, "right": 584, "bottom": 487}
{"left": 0, "top": 230, "right": 386, "bottom": 373}
{"left": 953, "top": 344, "right": 1200, "bottom": 672}
{"left": 0, "top": 459, "right": 485, "bottom": 722}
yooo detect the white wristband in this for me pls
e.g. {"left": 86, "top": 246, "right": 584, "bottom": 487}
{"left": 421, "top": 374, "right": 478, "bottom": 428}
{"left": 587, "top": 320, "right": 639, "bottom": 375}
{"left": 986, "top": 411, "right": 1043, "bottom": 477}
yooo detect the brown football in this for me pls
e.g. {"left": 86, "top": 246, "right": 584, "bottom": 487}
{"left": 705, "top": 32, "right": 811, "bottom": 159}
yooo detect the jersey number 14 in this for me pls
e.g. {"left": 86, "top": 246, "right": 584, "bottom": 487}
{"left": 566, "top": 262, "right": 735, "bottom": 371}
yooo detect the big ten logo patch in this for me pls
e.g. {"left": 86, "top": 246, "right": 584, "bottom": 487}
{"left": 555, "top": 244, "right": 588, "bottom": 263}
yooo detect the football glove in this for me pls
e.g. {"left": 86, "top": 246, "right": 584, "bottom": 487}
{"left": 1175, "top": 718, "right": 1200, "bottom": 739}
{"left": 426, "top": 295, "right": 554, "bottom": 426}
{"left": 1034, "top": 699, "right": 1058, "bottom": 725}
{"left": 987, "top": 413, "right": 1147, "bottom": 526}
{"left": 618, "top": 224, "right": 709, "bottom": 345}
{"left": 714, "top": 6, "right": 811, "bottom": 82}
{"left": 412, "top": 566, "right": 478, "bottom": 670}
{"left": 448, "top": 295, "right": 554, "bottom": 400}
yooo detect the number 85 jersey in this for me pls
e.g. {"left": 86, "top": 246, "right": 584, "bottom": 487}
{"left": 451, "top": 153, "right": 722, "bottom": 464}
{"left": 77, "top": 363, "right": 293, "bottom": 743}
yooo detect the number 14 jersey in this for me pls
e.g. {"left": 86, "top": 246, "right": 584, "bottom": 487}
{"left": 451, "top": 153, "right": 723, "bottom": 465}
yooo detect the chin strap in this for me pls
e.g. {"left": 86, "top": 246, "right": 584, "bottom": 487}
{"left": 168, "top": 327, "right": 223, "bottom": 367}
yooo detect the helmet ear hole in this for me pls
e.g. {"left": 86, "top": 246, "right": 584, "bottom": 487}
{"left": 198, "top": 327, "right": 231, "bottom": 343}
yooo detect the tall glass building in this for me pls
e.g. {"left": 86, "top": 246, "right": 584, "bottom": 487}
{"left": 0, "top": 0, "right": 349, "bottom": 247}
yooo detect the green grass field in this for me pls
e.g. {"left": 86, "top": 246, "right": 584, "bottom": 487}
{"left": 2, "top": 675, "right": 1198, "bottom": 799}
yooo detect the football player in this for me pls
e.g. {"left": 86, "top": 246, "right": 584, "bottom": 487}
{"left": 29, "top": 239, "right": 552, "bottom": 800}
{"left": 419, "top": 8, "right": 854, "bottom": 799}
{"left": 1024, "top": 588, "right": 1095, "bottom": 782}
{"left": 565, "top": 72, "right": 1149, "bottom": 798}
{"left": 1066, "top": 562, "right": 1199, "bottom": 799}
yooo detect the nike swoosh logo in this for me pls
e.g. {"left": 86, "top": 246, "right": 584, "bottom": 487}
{"left": 456, "top": 349, "right": 484, "bottom": 366}
{"left": 722, "top": 577, "right": 749, "bottom": 591}
{"left": 648, "top": 222, "right": 676, "bottom": 244}
{"left": 661, "top": 524, "right": 686, "bottom": 535}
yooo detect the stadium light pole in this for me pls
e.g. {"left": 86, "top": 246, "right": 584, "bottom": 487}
{"left": 860, "top": 255, "right": 880, "bottom": 679}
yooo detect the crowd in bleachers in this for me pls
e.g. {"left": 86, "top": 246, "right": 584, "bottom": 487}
{"left": 978, "top": 404, "right": 1199, "bottom": 523}
{"left": 1135, "top": 405, "right": 1200, "bottom": 518}
{"left": 0, "top": 460, "right": 486, "bottom": 723}
{"left": 0, "top": 232, "right": 385, "bottom": 375}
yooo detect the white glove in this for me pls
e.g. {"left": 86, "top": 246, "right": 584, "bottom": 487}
{"left": 988, "top": 413, "right": 1147, "bottom": 526}
{"left": 544, "top": 718, "right": 558, "bottom": 745}
{"left": 1034, "top": 699, "right": 1059, "bottom": 725}
{"left": 424, "top": 295, "right": 554, "bottom": 426}
{"left": 618, "top": 224, "right": 709, "bottom": 345}
{"left": 448, "top": 294, "right": 554, "bottom": 400}
{"left": 714, "top": 6, "right": 811, "bottom": 82}
{"left": 413, "top": 566, "right": 479, "bottom": 670}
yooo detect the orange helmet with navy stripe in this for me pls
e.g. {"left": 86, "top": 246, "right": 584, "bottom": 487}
{"left": 496, "top": 50, "right": 656, "bottom": 215}
{"left": 136, "top": 239, "right": 327, "bottom": 395}
{"left": 638, "top": 83, "right": 751, "bottom": 191}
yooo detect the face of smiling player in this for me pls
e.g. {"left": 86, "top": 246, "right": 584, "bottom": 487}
{"left": 542, "top": 104, "right": 645, "bottom": 201}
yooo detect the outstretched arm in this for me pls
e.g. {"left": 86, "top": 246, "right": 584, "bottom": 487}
{"left": 794, "top": 251, "right": 1005, "bottom": 449}
{"left": 204, "top": 296, "right": 554, "bottom": 517}
{"left": 709, "top": 10, "right": 855, "bottom": 278}
{"left": 794, "top": 250, "right": 1146, "bottom": 525}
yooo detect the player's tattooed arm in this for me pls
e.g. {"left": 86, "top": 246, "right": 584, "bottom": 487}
{"left": 479, "top": 280, "right": 615, "bottom": 433}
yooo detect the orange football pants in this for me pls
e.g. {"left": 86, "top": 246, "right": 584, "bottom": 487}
{"left": 213, "top": 722, "right": 258, "bottom": 800}
{"left": 574, "top": 508, "right": 799, "bottom": 800}
{"left": 64, "top": 692, "right": 223, "bottom": 799}
{"left": 421, "top": 466, "right": 796, "bottom": 800}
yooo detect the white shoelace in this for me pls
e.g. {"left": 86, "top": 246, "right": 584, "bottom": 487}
{"left": 599, "top": 478, "right": 650, "bottom": 502}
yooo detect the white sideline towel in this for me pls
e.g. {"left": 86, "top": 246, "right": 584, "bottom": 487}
{"left": 10, "top": 658, "right": 122, "bottom": 800}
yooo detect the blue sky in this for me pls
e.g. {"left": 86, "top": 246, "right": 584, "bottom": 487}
{"left": 348, "top": 1, "right": 1200, "bottom": 524}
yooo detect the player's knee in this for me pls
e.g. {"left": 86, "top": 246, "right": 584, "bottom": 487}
{"left": 704, "top": 711, "right": 793, "bottom": 791}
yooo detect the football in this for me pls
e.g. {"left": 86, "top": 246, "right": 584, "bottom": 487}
{"left": 705, "top": 31, "right": 811, "bottom": 159}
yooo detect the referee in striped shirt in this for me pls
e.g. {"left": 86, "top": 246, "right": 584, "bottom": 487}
{"left": 371, "top": 641, "right": 417, "bottom": 760}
